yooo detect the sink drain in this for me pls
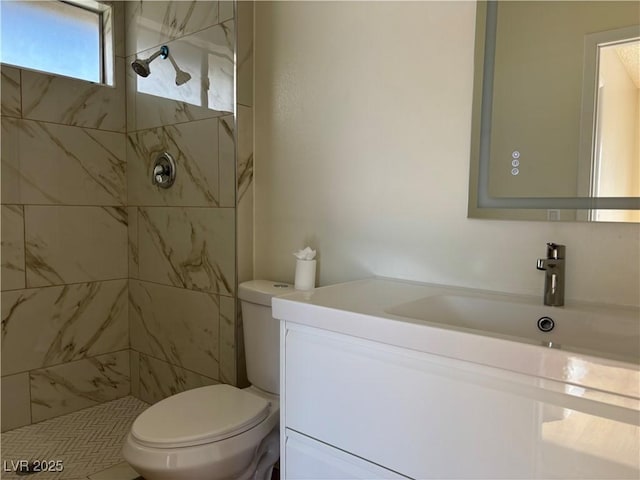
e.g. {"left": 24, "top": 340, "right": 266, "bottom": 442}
{"left": 537, "top": 316, "right": 555, "bottom": 332}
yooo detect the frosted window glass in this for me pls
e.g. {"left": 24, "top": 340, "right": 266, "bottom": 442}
{"left": 1, "top": 1, "right": 101, "bottom": 83}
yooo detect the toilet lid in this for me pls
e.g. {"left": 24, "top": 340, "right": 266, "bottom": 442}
{"left": 131, "top": 384, "right": 270, "bottom": 448}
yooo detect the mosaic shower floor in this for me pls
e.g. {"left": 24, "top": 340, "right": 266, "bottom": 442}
{"left": 1, "top": 396, "right": 148, "bottom": 480}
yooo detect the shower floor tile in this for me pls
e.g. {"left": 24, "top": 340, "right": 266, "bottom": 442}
{"left": 1, "top": 396, "right": 148, "bottom": 480}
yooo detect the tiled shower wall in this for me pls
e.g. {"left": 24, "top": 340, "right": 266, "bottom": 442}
{"left": 235, "top": 0, "right": 255, "bottom": 387}
{"left": 2, "top": 0, "right": 248, "bottom": 428}
{"left": 0, "top": 3, "right": 129, "bottom": 431}
{"left": 125, "top": 1, "right": 240, "bottom": 403}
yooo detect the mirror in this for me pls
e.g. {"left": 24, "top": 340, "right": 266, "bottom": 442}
{"left": 469, "top": 1, "right": 640, "bottom": 222}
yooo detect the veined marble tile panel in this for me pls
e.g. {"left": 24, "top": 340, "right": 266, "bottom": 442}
{"left": 125, "top": 0, "right": 220, "bottom": 56}
{"left": 1, "top": 280, "right": 128, "bottom": 376}
{"left": 126, "top": 22, "right": 234, "bottom": 131}
{"left": 21, "top": 58, "right": 126, "bottom": 133}
{"left": 236, "top": 107, "right": 254, "bottom": 284}
{"left": 219, "top": 115, "right": 235, "bottom": 208}
{"left": 220, "top": 1, "right": 234, "bottom": 23}
{"left": 137, "top": 207, "right": 235, "bottom": 295}
{"left": 25, "top": 206, "right": 127, "bottom": 287}
{"left": 128, "top": 207, "right": 139, "bottom": 278}
{"left": 1, "top": 205, "right": 25, "bottom": 291}
{"left": 129, "top": 280, "right": 220, "bottom": 379}
{"left": 1, "top": 373, "right": 31, "bottom": 432}
{"left": 1, "top": 66, "right": 21, "bottom": 117}
{"left": 219, "top": 295, "right": 236, "bottom": 385}
{"left": 30, "top": 350, "right": 130, "bottom": 423}
{"left": 127, "top": 119, "right": 220, "bottom": 206}
{"left": 130, "top": 349, "right": 140, "bottom": 399}
{"left": 14, "top": 119, "right": 126, "bottom": 205}
{"left": 236, "top": 106, "right": 253, "bottom": 204}
{"left": 1, "top": 117, "right": 21, "bottom": 204}
{"left": 137, "top": 352, "right": 217, "bottom": 405}
{"left": 236, "top": 0, "right": 253, "bottom": 107}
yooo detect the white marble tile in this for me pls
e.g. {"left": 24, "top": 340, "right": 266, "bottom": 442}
{"left": 30, "top": 350, "right": 130, "bottom": 423}
{"left": 1, "top": 205, "right": 25, "bottom": 291}
{"left": 220, "top": 1, "right": 234, "bottom": 23}
{"left": 111, "top": 2, "right": 126, "bottom": 59}
{"left": 138, "top": 352, "right": 217, "bottom": 405}
{"left": 127, "top": 22, "right": 234, "bottom": 131}
{"left": 1, "top": 117, "right": 21, "bottom": 204}
{"left": 88, "top": 461, "right": 140, "bottom": 480}
{"left": 125, "top": 0, "right": 220, "bottom": 56}
{"left": 137, "top": 207, "right": 235, "bottom": 294}
{"left": 127, "top": 119, "right": 220, "bottom": 207}
{"left": 219, "top": 115, "right": 235, "bottom": 208}
{"left": 236, "top": 107, "right": 254, "bottom": 283}
{"left": 15, "top": 119, "right": 126, "bottom": 205}
{"left": 21, "top": 58, "right": 126, "bottom": 132}
{"left": 25, "top": 206, "right": 128, "bottom": 287}
{"left": 1, "top": 280, "right": 128, "bottom": 376}
{"left": 128, "top": 207, "right": 139, "bottom": 278}
{"left": 1, "top": 373, "right": 31, "bottom": 432}
{"left": 129, "top": 280, "right": 220, "bottom": 379}
{"left": 130, "top": 349, "right": 140, "bottom": 399}
{"left": 219, "top": 295, "right": 236, "bottom": 385}
{"left": 1, "top": 66, "right": 21, "bottom": 117}
{"left": 236, "top": 105, "right": 253, "bottom": 204}
{"left": 236, "top": 0, "right": 253, "bottom": 107}
{"left": 101, "top": 2, "right": 126, "bottom": 88}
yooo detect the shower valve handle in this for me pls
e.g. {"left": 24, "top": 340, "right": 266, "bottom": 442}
{"left": 151, "top": 152, "right": 176, "bottom": 189}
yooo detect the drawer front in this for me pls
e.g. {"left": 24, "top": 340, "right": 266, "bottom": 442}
{"left": 285, "top": 429, "right": 407, "bottom": 479}
{"left": 284, "top": 324, "right": 540, "bottom": 479}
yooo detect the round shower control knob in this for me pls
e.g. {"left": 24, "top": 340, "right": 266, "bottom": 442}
{"left": 151, "top": 152, "right": 176, "bottom": 188}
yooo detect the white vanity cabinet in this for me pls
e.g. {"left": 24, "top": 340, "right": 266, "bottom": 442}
{"left": 280, "top": 322, "right": 538, "bottom": 479}
{"left": 275, "top": 279, "right": 640, "bottom": 480}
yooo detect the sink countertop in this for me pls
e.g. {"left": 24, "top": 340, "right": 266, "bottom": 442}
{"left": 273, "top": 277, "right": 640, "bottom": 406}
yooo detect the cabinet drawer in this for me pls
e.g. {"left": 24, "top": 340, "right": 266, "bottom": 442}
{"left": 285, "top": 429, "right": 407, "bottom": 479}
{"left": 283, "top": 324, "right": 538, "bottom": 478}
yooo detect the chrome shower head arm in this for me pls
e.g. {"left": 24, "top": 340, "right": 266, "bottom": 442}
{"left": 145, "top": 45, "right": 169, "bottom": 64}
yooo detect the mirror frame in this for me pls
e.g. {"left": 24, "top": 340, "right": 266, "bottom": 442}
{"left": 468, "top": 1, "right": 640, "bottom": 221}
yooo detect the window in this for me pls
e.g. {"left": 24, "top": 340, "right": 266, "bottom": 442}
{"left": 0, "top": 0, "right": 112, "bottom": 84}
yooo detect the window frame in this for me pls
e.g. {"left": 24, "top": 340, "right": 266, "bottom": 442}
{"left": 0, "top": 0, "right": 114, "bottom": 85}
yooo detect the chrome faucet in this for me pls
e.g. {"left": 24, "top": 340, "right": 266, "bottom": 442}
{"left": 536, "top": 243, "right": 565, "bottom": 306}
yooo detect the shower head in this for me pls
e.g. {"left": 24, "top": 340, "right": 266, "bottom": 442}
{"left": 167, "top": 54, "right": 192, "bottom": 86}
{"left": 131, "top": 45, "right": 169, "bottom": 78}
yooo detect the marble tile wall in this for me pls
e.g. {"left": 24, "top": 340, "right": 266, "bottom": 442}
{"left": 235, "top": 1, "right": 255, "bottom": 387}
{"left": 1, "top": 1, "right": 247, "bottom": 427}
{"left": 0, "top": 2, "right": 129, "bottom": 431}
{"left": 126, "top": 0, "right": 240, "bottom": 401}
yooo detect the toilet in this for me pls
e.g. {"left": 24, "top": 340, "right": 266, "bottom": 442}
{"left": 123, "top": 280, "right": 291, "bottom": 480}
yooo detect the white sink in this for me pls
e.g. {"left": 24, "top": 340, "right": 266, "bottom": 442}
{"left": 386, "top": 293, "right": 640, "bottom": 364}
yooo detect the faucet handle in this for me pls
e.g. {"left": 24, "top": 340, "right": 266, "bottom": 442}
{"left": 546, "top": 243, "right": 565, "bottom": 260}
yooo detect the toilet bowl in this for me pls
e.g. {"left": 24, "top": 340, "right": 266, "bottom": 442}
{"left": 123, "top": 280, "right": 291, "bottom": 480}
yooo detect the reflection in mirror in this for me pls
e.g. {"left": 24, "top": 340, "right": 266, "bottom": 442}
{"left": 588, "top": 38, "right": 640, "bottom": 221}
{"left": 468, "top": 1, "right": 640, "bottom": 222}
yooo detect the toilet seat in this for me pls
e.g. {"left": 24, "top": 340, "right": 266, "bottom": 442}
{"left": 131, "top": 384, "right": 270, "bottom": 448}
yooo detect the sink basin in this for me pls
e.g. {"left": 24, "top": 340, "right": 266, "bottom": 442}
{"left": 387, "top": 294, "right": 640, "bottom": 364}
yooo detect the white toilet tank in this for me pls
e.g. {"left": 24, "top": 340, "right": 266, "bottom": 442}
{"left": 238, "top": 280, "right": 291, "bottom": 395}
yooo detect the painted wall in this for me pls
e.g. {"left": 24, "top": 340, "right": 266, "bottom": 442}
{"left": 125, "top": 0, "right": 239, "bottom": 403}
{"left": 254, "top": 1, "right": 640, "bottom": 307}
{"left": 1, "top": 3, "right": 129, "bottom": 431}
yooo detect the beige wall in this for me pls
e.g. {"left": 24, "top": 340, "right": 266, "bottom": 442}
{"left": 254, "top": 1, "right": 640, "bottom": 307}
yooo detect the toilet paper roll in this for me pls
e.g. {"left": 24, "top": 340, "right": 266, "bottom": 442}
{"left": 294, "top": 259, "right": 316, "bottom": 290}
